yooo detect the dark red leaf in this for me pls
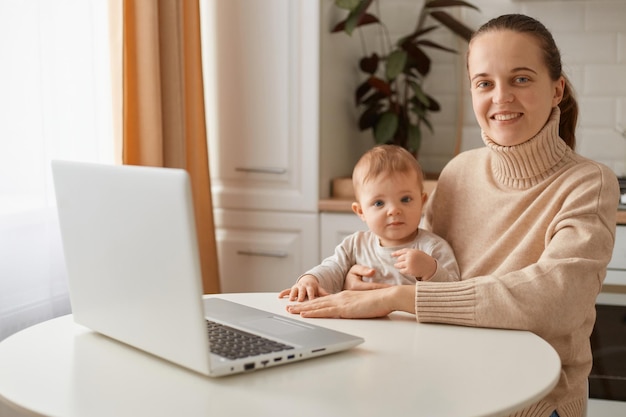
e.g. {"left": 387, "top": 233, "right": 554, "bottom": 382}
{"left": 426, "top": 95, "right": 441, "bottom": 111}
{"left": 397, "top": 25, "right": 438, "bottom": 46}
{"left": 417, "top": 39, "right": 457, "bottom": 54}
{"left": 402, "top": 43, "right": 431, "bottom": 76}
{"left": 367, "top": 76, "right": 392, "bottom": 96}
{"left": 425, "top": 0, "right": 480, "bottom": 12}
{"left": 359, "top": 53, "right": 379, "bottom": 74}
{"left": 429, "top": 11, "right": 474, "bottom": 41}
{"left": 358, "top": 105, "right": 382, "bottom": 130}
{"left": 355, "top": 81, "right": 372, "bottom": 105}
{"left": 361, "top": 91, "right": 387, "bottom": 107}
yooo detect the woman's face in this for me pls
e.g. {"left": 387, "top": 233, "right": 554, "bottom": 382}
{"left": 467, "top": 30, "right": 565, "bottom": 147}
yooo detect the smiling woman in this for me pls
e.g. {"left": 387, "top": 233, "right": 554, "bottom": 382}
{"left": 0, "top": 0, "right": 114, "bottom": 341}
{"left": 467, "top": 30, "right": 566, "bottom": 148}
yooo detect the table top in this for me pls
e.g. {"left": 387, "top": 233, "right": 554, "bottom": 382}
{"left": 0, "top": 292, "right": 560, "bottom": 417}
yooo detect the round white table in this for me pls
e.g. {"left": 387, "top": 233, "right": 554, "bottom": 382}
{"left": 0, "top": 293, "right": 560, "bottom": 417}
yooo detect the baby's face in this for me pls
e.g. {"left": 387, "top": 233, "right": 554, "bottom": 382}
{"left": 353, "top": 172, "right": 425, "bottom": 247}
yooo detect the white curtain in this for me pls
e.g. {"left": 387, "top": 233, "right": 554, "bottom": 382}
{"left": 0, "top": 1, "right": 115, "bottom": 341}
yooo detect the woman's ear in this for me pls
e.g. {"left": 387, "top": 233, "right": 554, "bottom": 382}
{"left": 552, "top": 76, "right": 565, "bottom": 107}
{"left": 352, "top": 202, "right": 366, "bottom": 221}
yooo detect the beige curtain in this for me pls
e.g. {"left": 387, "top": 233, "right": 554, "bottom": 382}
{"left": 120, "top": 0, "right": 220, "bottom": 293}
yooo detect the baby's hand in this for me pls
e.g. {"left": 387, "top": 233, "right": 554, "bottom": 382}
{"left": 278, "top": 275, "right": 330, "bottom": 301}
{"left": 392, "top": 248, "right": 436, "bottom": 281}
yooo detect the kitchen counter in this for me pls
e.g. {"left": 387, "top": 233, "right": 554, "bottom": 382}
{"left": 321, "top": 179, "right": 438, "bottom": 213}
{"left": 321, "top": 200, "right": 626, "bottom": 224}
{"left": 320, "top": 178, "right": 626, "bottom": 225}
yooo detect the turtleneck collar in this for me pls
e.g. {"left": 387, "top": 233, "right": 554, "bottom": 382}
{"left": 481, "top": 107, "right": 571, "bottom": 189}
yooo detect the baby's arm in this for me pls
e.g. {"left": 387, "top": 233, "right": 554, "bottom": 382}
{"left": 392, "top": 248, "right": 437, "bottom": 281}
{"left": 278, "top": 274, "right": 330, "bottom": 301}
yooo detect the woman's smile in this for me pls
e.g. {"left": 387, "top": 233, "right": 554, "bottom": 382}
{"left": 492, "top": 112, "right": 522, "bottom": 121}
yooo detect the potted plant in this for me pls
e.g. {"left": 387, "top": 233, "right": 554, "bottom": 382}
{"left": 332, "top": 0, "right": 480, "bottom": 157}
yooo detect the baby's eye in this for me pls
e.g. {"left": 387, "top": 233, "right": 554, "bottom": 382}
{"left": 401, "top": 196, "right": 412, "bottom": 203}
{"left": 373, "top": 200, "right": 384, "bottom": 208}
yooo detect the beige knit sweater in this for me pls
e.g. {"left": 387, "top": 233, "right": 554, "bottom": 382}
{"left": 421, "top": 108, "right": 620, "bottom": 417}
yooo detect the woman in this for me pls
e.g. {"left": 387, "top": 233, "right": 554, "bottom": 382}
{"left": 285, "top": 14, "right": 619, "bottom": 417}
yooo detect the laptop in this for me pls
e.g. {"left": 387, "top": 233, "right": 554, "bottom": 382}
{"left": 51, "top": 160, "right": 363, "bottom": 377}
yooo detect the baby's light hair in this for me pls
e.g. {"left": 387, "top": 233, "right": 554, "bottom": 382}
{"left": 352, "top": 145, "right": 424, "bottom": 199}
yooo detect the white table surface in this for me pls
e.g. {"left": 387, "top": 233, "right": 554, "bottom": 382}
{"left": 0, "top": 292, "right": 561, "bottom": 417}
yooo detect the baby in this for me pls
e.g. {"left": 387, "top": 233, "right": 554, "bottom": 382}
{"left": 279, "top": 144, "right": 459, "bottom": 301}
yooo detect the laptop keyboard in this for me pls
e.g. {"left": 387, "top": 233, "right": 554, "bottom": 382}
{"left": 206, "top": 320, "right": 294, "bottom": 360}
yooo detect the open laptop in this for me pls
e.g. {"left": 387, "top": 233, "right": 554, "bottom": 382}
{"left": 51, "top": 160, "right": 363, "bottom": 377}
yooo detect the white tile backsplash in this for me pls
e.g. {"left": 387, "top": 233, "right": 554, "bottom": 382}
{"left": 579, "top": 97, "right": 617, "bottom": 128}
{"left": 559, "top": 33, "right": 617, "bottom": 65}
{"left": 584, "top": 65, "right": 626, "bottom": 96}
{"left": 586, "top": 3, "right": 626, "bottom": 31}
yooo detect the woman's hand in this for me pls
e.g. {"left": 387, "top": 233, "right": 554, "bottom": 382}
{"left": 343, "top": 264, "right": 391, "bottom": 291}
{"left": 286, "top": 285, "right": 416, "bottom": 318}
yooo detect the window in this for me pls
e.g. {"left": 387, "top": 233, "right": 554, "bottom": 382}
{"left": 0, "top": 0, "right": 114, "bottom": 340}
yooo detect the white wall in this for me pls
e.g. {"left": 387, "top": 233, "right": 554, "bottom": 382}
{"left": 319, "top": 0, "right": 626, "bottom": 196}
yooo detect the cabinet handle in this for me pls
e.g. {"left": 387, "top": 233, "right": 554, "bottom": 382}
{"left": 235, "top": 167, "right": 287, "bottom": 175}
{"left": 237, "top": 250, "right": 288, "bottom": 258}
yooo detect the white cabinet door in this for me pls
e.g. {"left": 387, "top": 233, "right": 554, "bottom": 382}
{"left": 214, "top": 209, "right": 319, "bottom": 292}
{"left": 202, "top": 0, "right": 319, "bottom": 212}
{"left": 319, "top": 212, "right": 368, "bottom": 262}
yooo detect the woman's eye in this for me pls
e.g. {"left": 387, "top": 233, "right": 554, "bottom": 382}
{"left": 476, "top": 80, "right": 491, "bottom": 89}
{"left": 515, "top": 76, "right": 529, "bottom": 84}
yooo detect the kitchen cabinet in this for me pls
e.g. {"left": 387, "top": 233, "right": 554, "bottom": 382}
{"left": 319, "top": 212, "right": 367, "bottom": 259}
{"left": 202, "top": 0, "right": 320, "bottom": 292}
{"left": 214, "top": 209, "right": 318, "bottom": 292}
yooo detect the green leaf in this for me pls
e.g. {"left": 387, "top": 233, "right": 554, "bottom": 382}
{"left": 344, "top": 0, "right": 374, "bottom": 35}
{"left": 335, "top": 0, "right": 361, "bottom": 11}
{"left": 410, "top": 82, "right": 430, "bottom": 107}
{"left": 421, "top": 116, "right": 434, "bottom": 134}
{"left": 407, "top": 124, "right": 422, "bottom": 153}
{"left": 332, "top": 13, "right": 380, "bottom": 33}
{"left": 374, "top": 112, "right": 398, "bottom": 143}
{"left": 385, "top": 50, "right": 407, "bottom": 81}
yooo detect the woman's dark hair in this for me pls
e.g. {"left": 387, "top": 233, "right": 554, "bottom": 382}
{"left": 469, "top": 14, "right": 578, "bottom": 150}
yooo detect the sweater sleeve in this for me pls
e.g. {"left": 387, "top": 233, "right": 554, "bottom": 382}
{"left": 301, "top": 233, "right": 360, "bottom": 293}
{"left": 417, "top": 164, "right": 619, "bottom": 339}
{"left": 420, "top": 232, "right": 460, "bottom": 283}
